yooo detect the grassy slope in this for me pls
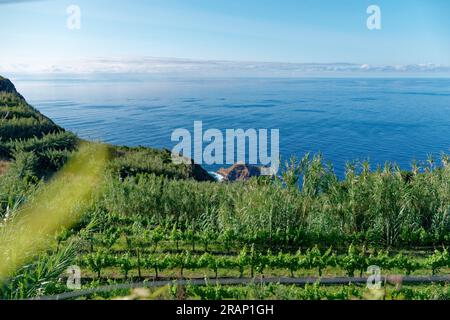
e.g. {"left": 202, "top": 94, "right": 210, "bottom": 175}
{"left": 0, "top": 75, "right": 212, "bottom": 214}
{"left": 0, "top": 75, "right": 211, "bottom": 177}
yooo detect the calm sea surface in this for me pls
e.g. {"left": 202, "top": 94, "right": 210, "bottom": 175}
{"left": 13, "top": 77, "right": 450, "bottom": 176}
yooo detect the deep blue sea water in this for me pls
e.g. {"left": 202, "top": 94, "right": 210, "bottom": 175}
{"left": 13, "top": 77, "right": 450, "bottom": 176}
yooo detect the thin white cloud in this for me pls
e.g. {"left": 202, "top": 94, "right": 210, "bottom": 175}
{"left": 1, "top": 57, "right": 450, "bottom": 77}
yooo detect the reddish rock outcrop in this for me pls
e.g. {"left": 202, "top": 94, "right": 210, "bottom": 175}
{"left": 217, "top": 163, "right": 264, "bottom": 181}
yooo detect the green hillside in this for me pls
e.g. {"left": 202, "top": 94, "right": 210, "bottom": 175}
{"left": 0, "top": 77, "right": 63, "bottom": 142}
{"left": 0, "top": 76, "right": 214, "bottom": 216}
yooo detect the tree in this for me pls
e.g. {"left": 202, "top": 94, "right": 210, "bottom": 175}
{"left": 116, "top": 253, "right": 134, "bottom": 280}
{"left": 170, "top": 224, "right": 182, "bottom": 252}
{"left": 149, "top": 226, "right": 165, "bottom": 253}
{"left": 84, "top": 250, "right": 111, "bottom": 279}
{"left": 144, "top": 254, "right": 168, "bottom": 279}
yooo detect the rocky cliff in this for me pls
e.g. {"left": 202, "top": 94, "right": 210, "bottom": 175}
{"left": 0, "top": 76, "right": 24, "bottom": 99}
{"left": 217, "top": 163, "right": 265, "bottom": 181}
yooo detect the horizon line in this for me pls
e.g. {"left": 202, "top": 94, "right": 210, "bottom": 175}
{"left": 2, "top": 56, "right": 450, "bottom": 77}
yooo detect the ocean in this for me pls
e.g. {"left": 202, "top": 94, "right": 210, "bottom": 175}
{"left": 13, "top": 77, "right": 450, "bottom": 177}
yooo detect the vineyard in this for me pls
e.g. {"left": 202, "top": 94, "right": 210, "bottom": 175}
{"left": 75, "top": 243, "right": 450, "bottom": 280}
{"left": 0, "top": 75, "right": 450, "bottom": 300}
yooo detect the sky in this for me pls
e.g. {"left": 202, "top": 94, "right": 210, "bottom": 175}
{"left": 1, "top": 0, "right": 450, "bottom": 76}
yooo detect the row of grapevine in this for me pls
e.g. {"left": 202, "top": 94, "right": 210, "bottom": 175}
{"left": 171, "top": 282, "right": 450, "bottom": 300}
{"left": 79, "top": 245, "right": 450, "bottom": 279}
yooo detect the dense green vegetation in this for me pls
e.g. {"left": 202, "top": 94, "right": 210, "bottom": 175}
{"left": 95, "top": 154, "right": 450, "bottom": 248}
{"left": 0, "top": 90, "right": 62, "bottom": 141}
{"left": 0, "top": 76, "right": 449, "bottom": 300}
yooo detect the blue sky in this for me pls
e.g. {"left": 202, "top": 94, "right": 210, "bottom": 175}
{"left": 1, "top": 0, "right": 450, "bottom": 74}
